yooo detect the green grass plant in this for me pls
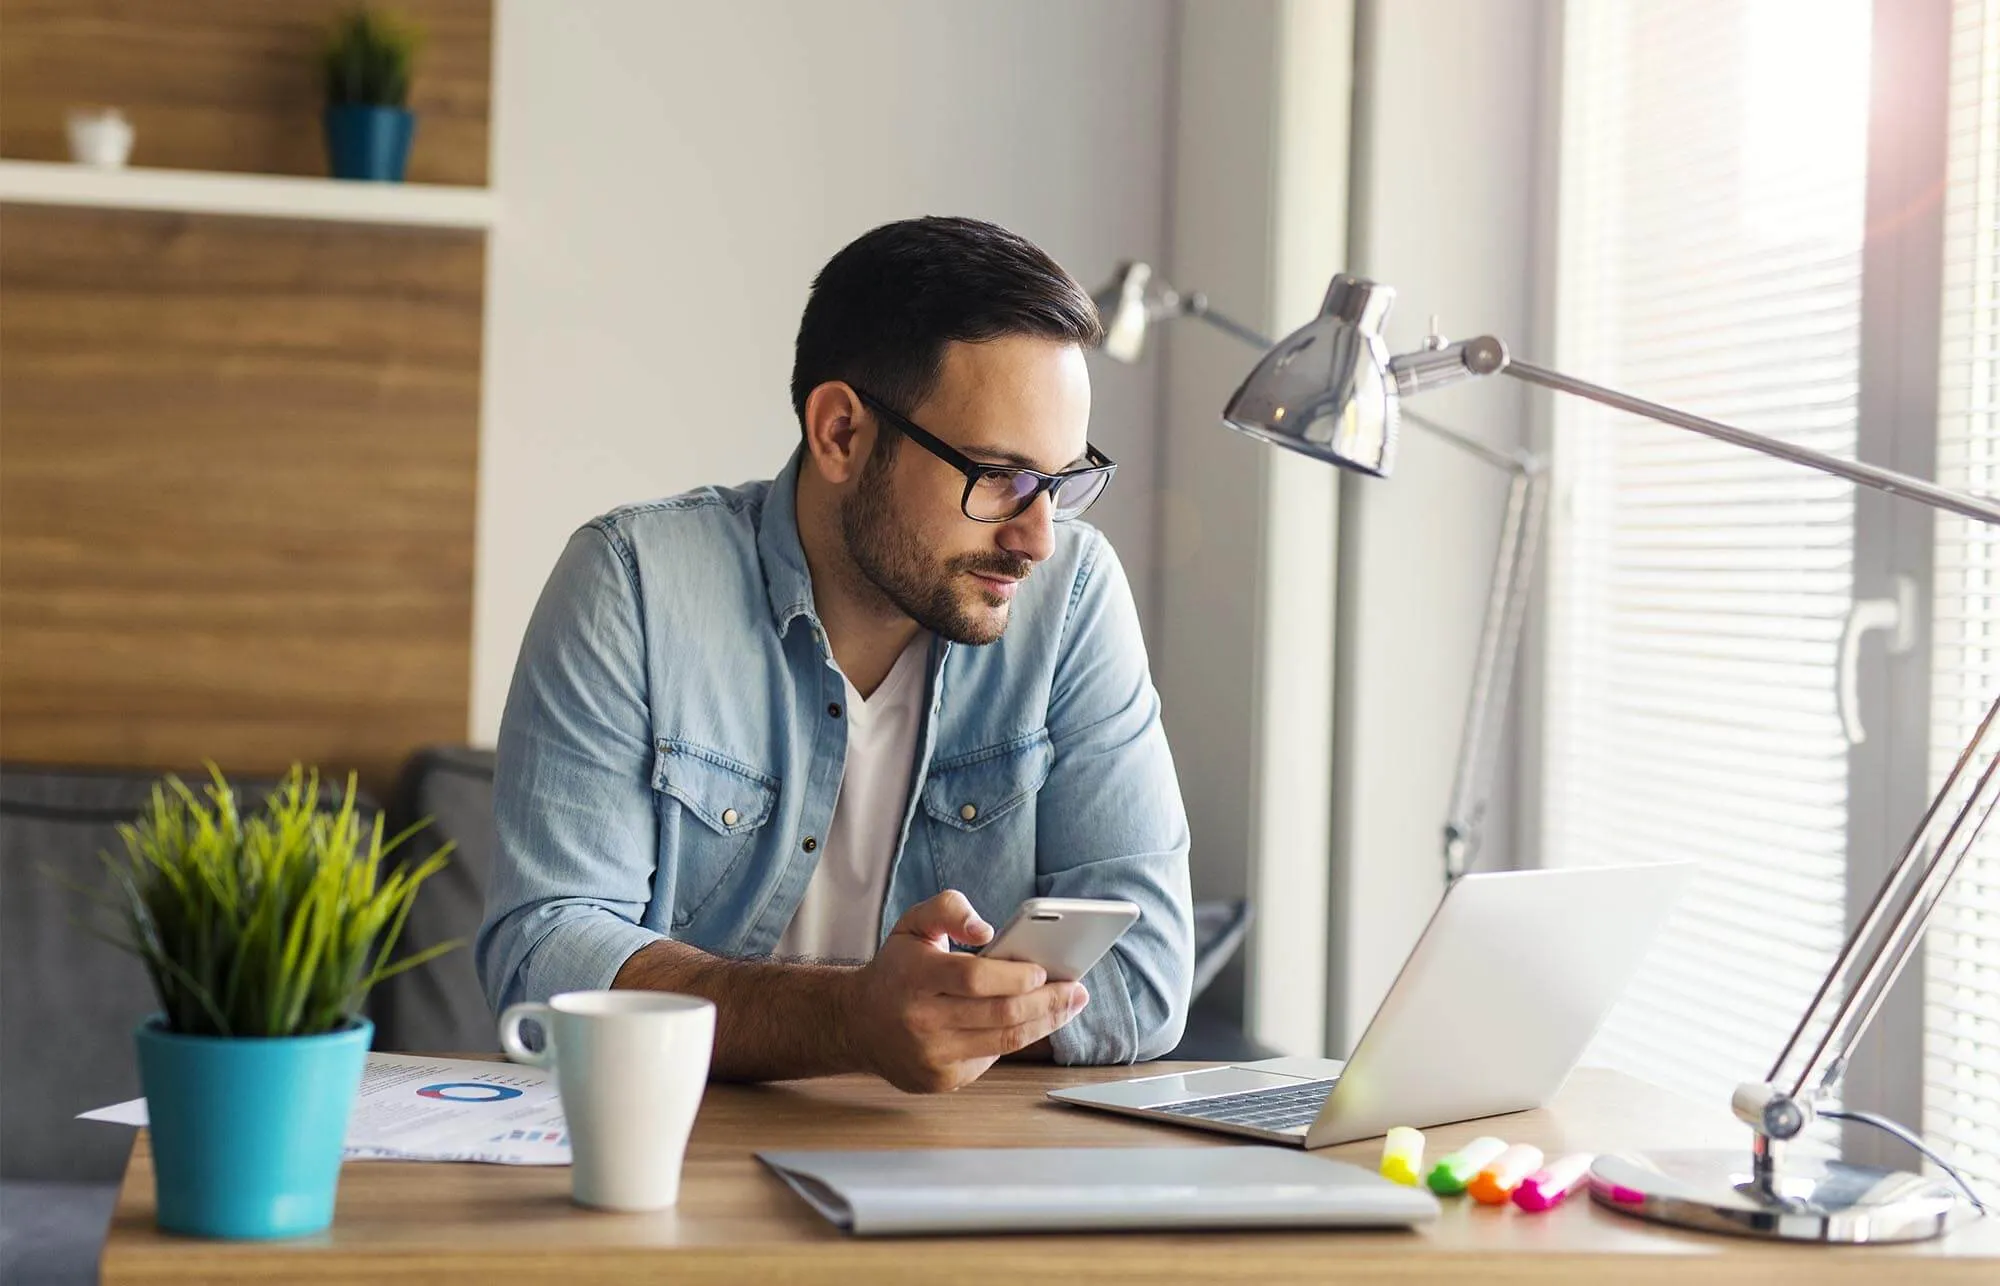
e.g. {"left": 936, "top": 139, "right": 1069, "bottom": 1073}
{"left": 85, "top": 765, "right": 456, "bottom": 1039}
{"left": 322, "top": 8, "right": 423, "bottom": 109}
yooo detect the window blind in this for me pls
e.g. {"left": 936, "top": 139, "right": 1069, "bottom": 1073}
{"left": 1926, "top": 0, "right": 2000, "bottom": 1194}
{"left": 1546, "top": 0, "right": 1871, "bottom": 1116}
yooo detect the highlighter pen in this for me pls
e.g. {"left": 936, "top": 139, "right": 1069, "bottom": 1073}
{"left": 1467, "top": 1143, "right": 1544, "bottom": 1205}
{"left": 1379, "top": 1126, "right": 1425, "bottom": 1186}
{"left": 1513, "top": 1152, "right": 1595, "bottom": 1212}
{"left": 1425, "top": 1136, "right": 1508, "bottom": 1195}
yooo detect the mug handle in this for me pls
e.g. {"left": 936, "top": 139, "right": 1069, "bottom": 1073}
{"left": 498, "top": 1002, "right": 556, "bottom": 1068}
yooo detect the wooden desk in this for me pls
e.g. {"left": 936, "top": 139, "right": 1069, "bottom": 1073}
{"left": 101, "top": 1062, "right": 2000, "bottom": 1283}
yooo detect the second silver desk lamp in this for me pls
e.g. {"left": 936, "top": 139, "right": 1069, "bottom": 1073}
{"left": 1092, "top": 260, "right": 1544, "bottom": 882}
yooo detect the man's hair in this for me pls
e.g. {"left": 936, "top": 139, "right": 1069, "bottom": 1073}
{"left": 790, "top": 216, "right": 1103, "bottom": 436}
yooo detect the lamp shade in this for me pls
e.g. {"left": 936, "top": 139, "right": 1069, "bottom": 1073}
{"left": 1093, "top": 261, "right": 1155, "bottom": 364}
{"left": 1221, "top": 274, "right": 1400, "bottom": 477}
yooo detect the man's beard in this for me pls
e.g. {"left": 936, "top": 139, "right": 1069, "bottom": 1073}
{"left": 839, "top": 449, "right": 1031, "bottom": 646}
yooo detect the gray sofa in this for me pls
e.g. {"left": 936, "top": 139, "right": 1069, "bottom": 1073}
{"left": 370, "top": 746, "right": 503, "bottom": 1055}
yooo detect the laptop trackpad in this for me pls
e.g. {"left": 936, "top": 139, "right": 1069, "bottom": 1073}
{"left": 1063, "top": 1066, "right": 1314, "bottom": 1111}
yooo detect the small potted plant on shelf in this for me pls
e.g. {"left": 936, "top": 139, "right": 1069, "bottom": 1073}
{"left": 320, "top": 7, "right": 423, "bottom": 181}
{"left": 88, "top": 766, "right": 454, "bottom": 1239}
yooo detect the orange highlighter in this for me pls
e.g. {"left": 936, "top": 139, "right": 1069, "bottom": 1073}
{"left": 1513, "top": 1153, "right": 1596, "bottom": 1212}
{"left": 1467, "top": 1143, "right": 1544, "bottom": 1205}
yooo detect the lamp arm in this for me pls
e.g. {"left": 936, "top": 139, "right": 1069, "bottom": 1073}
{"left": 1402, "top": 403, "right": 1546, "bottom": 879}
{"left": 1441, "top": 462, "right": 1549, "bottom": 879}
{"left": 1398, "top": 331, "right": 2000, "bottom": 1136}
{"left": 1774, "top": 696, "right": 2000, "bottom": 1105}
{"left": 1179, "top": 297, "right": 1283, "bottom": 353}
{"left": 1468, "top": 342, "right": 2000, "bottom": 526}
{"left": 1404, "top": 407, "right": 1544, "bottom": 475}
{"left": 1395, "top": 336, "right": 2000, "bottom": 525}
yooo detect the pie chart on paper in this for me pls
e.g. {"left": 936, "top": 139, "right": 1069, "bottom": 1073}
{"left": 416, "top": 1082, "right": 525, "bottom": 1102}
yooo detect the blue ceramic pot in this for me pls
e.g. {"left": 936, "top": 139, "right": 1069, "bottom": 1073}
{"left": 322, "top": 105, "right": 415, "bottom": 181}
{"left": 134, "top": 1016, "right": 371, "bottom": 1239}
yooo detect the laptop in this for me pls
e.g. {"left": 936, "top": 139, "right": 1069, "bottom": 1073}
{"left": 1050, "top": 862, "right": 1693, "bottom": 1148}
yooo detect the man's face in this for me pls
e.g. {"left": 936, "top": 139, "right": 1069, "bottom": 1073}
{"left": 840, "top": 335, "right": 1092, "bottom": 645}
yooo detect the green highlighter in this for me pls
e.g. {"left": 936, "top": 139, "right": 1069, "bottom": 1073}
{"left": 1425, "top": 1136, "right": 1509, "bottom": 1195}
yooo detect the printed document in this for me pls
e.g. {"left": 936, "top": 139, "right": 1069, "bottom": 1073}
{"left": 79, "top": 1052, "right": 571, "bottom": 1166}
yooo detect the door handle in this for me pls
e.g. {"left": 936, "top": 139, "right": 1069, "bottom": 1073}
{"left": 1837, "top": 574, "right": 1918, "bottom": 745}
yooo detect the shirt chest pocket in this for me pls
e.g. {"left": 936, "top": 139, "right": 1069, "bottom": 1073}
{"left": 652, "top": 741, "right": 779, "bottom": 928}
{"left": 919, "top": 730, "right": 1053, "bottom": 887}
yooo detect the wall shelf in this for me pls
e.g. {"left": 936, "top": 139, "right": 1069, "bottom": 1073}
{"left": 0, "top": 159, "right": 497, "bottom": 229}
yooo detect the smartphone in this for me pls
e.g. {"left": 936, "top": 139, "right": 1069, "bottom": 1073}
{"left": 980, "top": 897, "right": 1140, "bottom": 982}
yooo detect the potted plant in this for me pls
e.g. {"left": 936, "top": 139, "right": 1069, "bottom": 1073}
{"left": 320, "top": 8, "right": 422, "bottom": 181}
{"left": 89, "top": 766, "right": 454, "bottom": 1238}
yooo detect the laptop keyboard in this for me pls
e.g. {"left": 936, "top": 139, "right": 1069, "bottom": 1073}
{"left": 1153, "top": 1078, "right": 1338, "bottom": 1132}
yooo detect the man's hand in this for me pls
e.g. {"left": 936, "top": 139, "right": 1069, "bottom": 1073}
{"left": 840, "top": 890, "right": 1088, "bottom": 1093}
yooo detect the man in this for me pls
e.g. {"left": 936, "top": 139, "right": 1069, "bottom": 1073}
{"left": 477, "top": 216, "right": 1192, "bottom": 1093}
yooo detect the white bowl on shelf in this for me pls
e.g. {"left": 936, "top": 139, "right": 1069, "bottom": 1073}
{"left": 66, "top": 108, "right": 134, "bottom": 169}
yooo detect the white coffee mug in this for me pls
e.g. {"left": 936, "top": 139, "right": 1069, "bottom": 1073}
{"left": 499, "top": 991, "right": 715, "bottom": 1211}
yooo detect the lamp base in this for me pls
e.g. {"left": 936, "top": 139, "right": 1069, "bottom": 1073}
{"left": 1588, "top": 1150, "right": 1969, "bottom": 1243}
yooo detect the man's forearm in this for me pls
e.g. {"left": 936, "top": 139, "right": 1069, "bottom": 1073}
{"left": 610, "top": 939, "right": 864, "bottom": 1081}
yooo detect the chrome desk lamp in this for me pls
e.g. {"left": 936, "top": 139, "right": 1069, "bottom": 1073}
{"left": 1093, "top": 261, "right": 1545, "bottom": 880}
{"left": 1219, "top": 271, "right": 1997, "bottom": 1243}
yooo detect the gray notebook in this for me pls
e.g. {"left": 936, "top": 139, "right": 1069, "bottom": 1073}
{"left": 756, "top": 1146, "right": 1440, "bottom": 1236}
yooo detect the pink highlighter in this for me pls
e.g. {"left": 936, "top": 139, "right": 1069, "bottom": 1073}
{"left": 1513, "top": 1153, "right": 1595, "bottom": 1212}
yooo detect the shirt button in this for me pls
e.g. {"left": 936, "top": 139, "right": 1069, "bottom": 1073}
{"left": 722, "top": 808, "right": 739, "bottom": 827}
{"left": 828, "top": 702, "right": 842, "bottom": 718}
{"left": 960, "top": 804, "right": 978, "bottom": 822}
{"left": 803, "top": 836, "right": 818, "bottom": 853}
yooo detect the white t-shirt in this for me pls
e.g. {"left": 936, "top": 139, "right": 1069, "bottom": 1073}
{"left": 774, "top": 634, "right": 930, "bottom": 961}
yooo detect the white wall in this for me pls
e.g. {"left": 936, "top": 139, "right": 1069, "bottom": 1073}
{"left": 1327, "top": 0, "right": 1548, "bottom": 1052}
{"left": 472, "top": 0, "right": 1175, "bottom": 740}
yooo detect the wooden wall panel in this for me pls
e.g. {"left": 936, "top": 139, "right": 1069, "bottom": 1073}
{"left": 0, "top": 206, "right": 483, "bottom": 789}
{"left": 0, "top": 0, "right": 490, "bottom": 186}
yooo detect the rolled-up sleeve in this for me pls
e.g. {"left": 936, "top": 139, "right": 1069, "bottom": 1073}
{"left": 1037, "top": 535, "right": 1194, "bottom": 1064}
{"left": 476, "top": 524, "right": 667, "bottom": 1014}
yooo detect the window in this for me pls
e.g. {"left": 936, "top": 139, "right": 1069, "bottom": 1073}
{"left": 1927, "top": 0, "right": 2000, "bottom": 1193}
{"left": 1545, "top": 0, "right": 1871, "bottom": 1116}
{"left": 1547, "top": 0, "right": 2000, "bottom": 1191}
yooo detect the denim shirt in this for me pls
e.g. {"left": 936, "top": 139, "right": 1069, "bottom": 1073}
{"left": 477, "top": 451, "right": 1194, "bottom": 1064}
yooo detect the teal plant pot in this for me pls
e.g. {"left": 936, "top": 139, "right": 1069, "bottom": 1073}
{"left": 322, "top": 104, "right": 414, "bottom": 181}
{"left": 134, "top": 1016, "right": 371, "bottom": 1239}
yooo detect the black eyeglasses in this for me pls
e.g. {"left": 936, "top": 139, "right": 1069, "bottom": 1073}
{"left": 852, "top": 388, "right": 1117, "bottom": 524}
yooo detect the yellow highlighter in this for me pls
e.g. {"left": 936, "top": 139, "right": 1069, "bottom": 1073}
{"left": 1379, "top": 1126, "right": 1425, "bottom": 1185}
{"left": 1468, "top": 1143, "right": 1544, "bottom": 1205}
{"left": 1425, "top": 1136, "right": 1508, "bottom": 1195}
